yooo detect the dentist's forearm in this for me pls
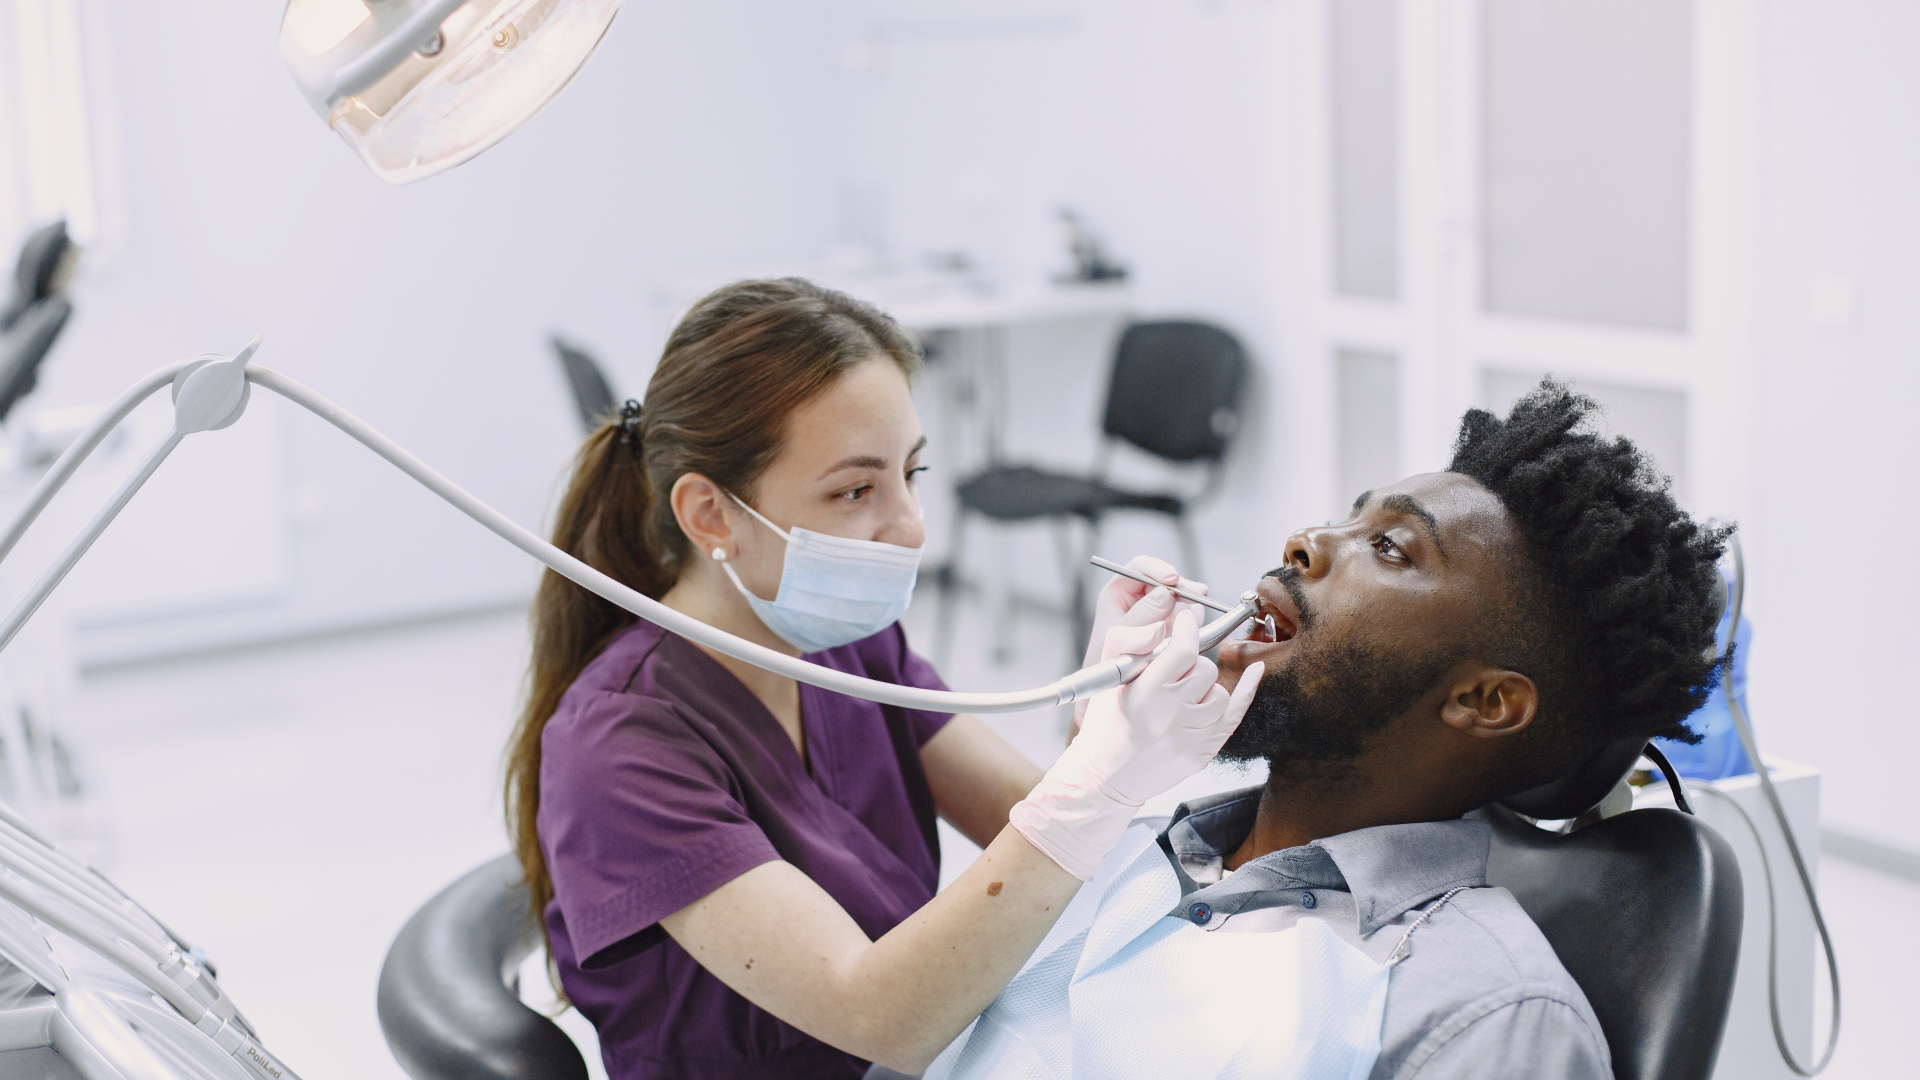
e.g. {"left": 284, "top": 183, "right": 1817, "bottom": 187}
{"left": 660, "top": 825, "right": 1081, "bottom": 1072}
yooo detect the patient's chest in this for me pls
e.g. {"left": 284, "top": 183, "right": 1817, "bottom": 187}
{"left": 926, "top": 828, "right": 1394, "bottom": 1080}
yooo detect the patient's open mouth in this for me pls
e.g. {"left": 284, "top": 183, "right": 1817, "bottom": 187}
{"left": 1249, "top": 594, "right": 1298, "bottom": 643}
{"left": 1216, "top": 585, "right": 1299, "bottom": 672}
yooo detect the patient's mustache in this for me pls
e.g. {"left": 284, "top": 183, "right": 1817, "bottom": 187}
{"left": 1264, "top": 565, "right": 1315, "bottom": 634}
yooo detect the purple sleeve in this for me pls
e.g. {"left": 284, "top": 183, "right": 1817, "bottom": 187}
{"left": 889, "top": 624, "right": 954, "bottom": 747}
{"left": 538, "top": 689, "right": 780, "bottom": 967}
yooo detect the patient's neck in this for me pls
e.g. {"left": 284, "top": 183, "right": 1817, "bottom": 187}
{"left": 1224, "top": 771, "right": 1393, "bottom": 870}
{"left": 1225, "top": 738, "right": 1478, "bottom": 871}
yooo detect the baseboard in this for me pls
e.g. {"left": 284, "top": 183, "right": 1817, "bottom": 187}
{"left": 1823, "top": 827, "right": 1920, "bottom": 883}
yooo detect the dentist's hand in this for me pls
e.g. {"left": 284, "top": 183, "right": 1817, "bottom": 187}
{"left": 1012, "top": 610, "right": 1263, "bottom": 881}
{"left": 1081, "top": 610, "right": 1263, "bottom": 805}
{"left": 1076, "top": 559, "right": 1209, "bottom": 730}
{"left": 1082, "top": 556, "right": 1209, "bottom": 668}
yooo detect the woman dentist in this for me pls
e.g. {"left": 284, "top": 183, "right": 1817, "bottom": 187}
{"left": 505, "top": 278, "right": 1261, "bottom": 1079}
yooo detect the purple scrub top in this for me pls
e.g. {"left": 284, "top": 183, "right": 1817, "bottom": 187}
{"left": 538, "top": 618, "right": 953, "bottom": 1080}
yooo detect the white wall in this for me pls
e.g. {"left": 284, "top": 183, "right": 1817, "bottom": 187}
{"left": 13, "top": 1, "right": 1913, "bottom": 858}
{"left": 28, "top": 1, "right": 846, "bottom": 664}
{"left": 835, "top": 0, "right": 1297, "bottom": 598}
{"left": 17, "top": 0, "right": 1300, "bottom": 661}
{"left": 1746, "top": 0, "right": 1920, "bottom": 852}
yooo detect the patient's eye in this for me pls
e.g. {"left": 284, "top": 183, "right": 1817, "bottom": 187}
{"left": 1372, "top": 533, "right": 1405, "bottom": 561}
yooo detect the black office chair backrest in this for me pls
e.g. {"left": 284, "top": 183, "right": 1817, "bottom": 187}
{"left": 1102, "top": 321, "right": 1249, "bottom": 463}
{"left": 551, "top": 336, "right": 618, "bottom": 435}
{"left": 1477, "top": 803, "right": 1744, "bottom": 1080}
{"left": 378, "top": 854, "right": 589, "bottom": 1080}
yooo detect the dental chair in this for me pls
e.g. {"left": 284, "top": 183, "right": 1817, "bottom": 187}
{"left": 380, "top": 774, "right": 1743, "bottom": 1080}
{"left": 1477, "top": 738, "right": 1745, "bottom": 1080}
{"left": 377, "top": 855, "right": 588, "bottom": 1080}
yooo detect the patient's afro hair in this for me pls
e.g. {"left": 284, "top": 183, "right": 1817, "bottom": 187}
{"left": 1449, "top": 379, "right": 1729, "bottom": 757}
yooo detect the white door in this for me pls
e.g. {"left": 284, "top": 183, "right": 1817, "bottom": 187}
{"left": 1268, "top": 0, "right": 1760, "bottom": 530}
{"left": 1264, "top": 3, "right": 1806, "bottom": 1073}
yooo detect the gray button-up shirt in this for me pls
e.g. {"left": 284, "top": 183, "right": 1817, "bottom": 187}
{"left": 1159, "top": 786, "right": 1610, "bottom": 1080}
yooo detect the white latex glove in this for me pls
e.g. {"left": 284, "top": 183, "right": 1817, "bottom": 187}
{"left": 1075, "top": 557, "right": 1210, "bottom": 729}
{"left": 1012, "top": 611, "right": 1263, "bottom": 881}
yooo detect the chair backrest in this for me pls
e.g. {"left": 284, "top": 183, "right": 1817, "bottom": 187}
{"left": 1476, "top": 803, "right": 1744, "bottom": 1080}
{"left": 1102, "top": 321, "right": 1249, "bottom": 463}
{"left": 550, "top": 336, "right": 618, "bottom": 435}
{"left": 377, "top": 854, "right": 589, "bottom": 1080}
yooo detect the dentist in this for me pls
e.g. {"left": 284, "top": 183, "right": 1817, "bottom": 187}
{"left": 504, "top": 278, "right": 1261, "bottom": 1080}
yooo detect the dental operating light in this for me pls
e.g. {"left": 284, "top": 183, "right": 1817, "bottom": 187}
{"left": 280, "top": 0, "right": 622, "bottom": 183}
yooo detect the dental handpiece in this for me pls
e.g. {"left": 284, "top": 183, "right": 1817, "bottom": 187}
{"left": 1050, "top": 589, "right": 1262, "bottom": 703}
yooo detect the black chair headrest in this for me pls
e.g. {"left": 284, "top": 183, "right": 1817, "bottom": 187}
{"left": 1498, "top": 736, "right": 1649, "bottom": 821}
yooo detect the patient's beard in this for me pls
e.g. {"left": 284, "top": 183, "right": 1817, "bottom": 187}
{"left": 1216, "top": 632, "right": 1455, "bottom": 781}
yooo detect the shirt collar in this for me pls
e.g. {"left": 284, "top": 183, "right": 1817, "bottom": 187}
{"left": 1160, "top": 785, "right": 1492, "bottom": 937}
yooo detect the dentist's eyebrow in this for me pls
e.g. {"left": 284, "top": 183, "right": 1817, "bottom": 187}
{"left": 1380, "top": 493, "right": 1448, "bottom": 561}
{"left": 818, "top": 437, "right": 928, "bottom": 479}
{"left": 818, "top": 455, "right": 887, "bottom": 477}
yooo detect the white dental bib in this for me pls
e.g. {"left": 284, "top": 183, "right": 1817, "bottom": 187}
{"left": 926, "top": 826, "right": 1396, "bottom": 1080}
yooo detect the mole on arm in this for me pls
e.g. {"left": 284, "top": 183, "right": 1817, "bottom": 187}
{"left": 986, "top": 881, "right": 1004, "bottom": 897}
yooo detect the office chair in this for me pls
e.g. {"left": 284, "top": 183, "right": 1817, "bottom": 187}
{"left": 936, "top": 320, "right": 1248, "bottom": 662}
{"left": 377, "top": 854, "right": 589, "bottom": 1080}
{"left": 551, "top": 335, "right": 618, "bottom": 435}
{"left": 0, "top": 220, "right": 77, "bottom": 426}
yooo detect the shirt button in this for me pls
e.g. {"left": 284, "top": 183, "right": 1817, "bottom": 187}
{"left": 1300, "top": 891, "right": 1317, "bottom": 909}
{"left": 1188, "top": 902, "right": 1212, "bottom": 925}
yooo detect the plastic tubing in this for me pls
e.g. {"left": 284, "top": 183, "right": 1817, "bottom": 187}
{"left": 247, "top": 367, "right": 1256, "bottom": 714}
{"left": 1715, "top": 538, "right": 1840, "bottom": 1076}
{"left": 0, "top": 360, "right": 192, "bottom": 566}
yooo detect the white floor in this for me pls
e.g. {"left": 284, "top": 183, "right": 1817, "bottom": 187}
{"left": 50, "top": 600, "right": 1911, "bottom": 1079}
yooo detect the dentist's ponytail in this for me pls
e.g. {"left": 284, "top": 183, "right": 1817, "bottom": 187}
{"left": 505, "top": 279, "right": 918, "bottom": 976}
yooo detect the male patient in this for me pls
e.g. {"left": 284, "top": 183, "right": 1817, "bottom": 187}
{"left": 924, "top": 381, "right": 1729, "bottom": 1080}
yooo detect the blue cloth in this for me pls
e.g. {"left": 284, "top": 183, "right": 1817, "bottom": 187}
{"left": 1650, "top": 591, "right": 1753, "bottom": 780}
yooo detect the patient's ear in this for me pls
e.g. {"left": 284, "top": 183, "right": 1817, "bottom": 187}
{"left": 1440, "top": 669, "right": 1537, "bottom": 740}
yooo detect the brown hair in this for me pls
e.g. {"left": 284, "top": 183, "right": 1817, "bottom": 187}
{"left": 504, "top": 278, "right": 919, "bottom": 964}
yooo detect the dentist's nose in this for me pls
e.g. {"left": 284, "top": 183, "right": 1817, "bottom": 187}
{"left": 1284, "top": 526, "right": 1334, "bottom": 579}
{"left": 879, "top": 491, "right": 928, "bottom": 549}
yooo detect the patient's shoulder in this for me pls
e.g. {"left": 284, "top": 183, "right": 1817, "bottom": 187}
{"left": 1371, "top": 886, "right": 1609, "bottom": 1080}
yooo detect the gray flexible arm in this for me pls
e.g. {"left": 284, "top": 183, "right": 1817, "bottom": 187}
{"left": 1715, "top": 538, "right": 1840, "bottom": 1075}
{"left": 0, "top": 353, "right": 1254, "bottom": 715}
{"left": 248, "top": 366, "right": 1255, "bottom": 714}
{"left": 0, "top": 360, "right": 191, "bottom": 565}
{"left": 0, "top": 432, "right": 182, "bottom": 655}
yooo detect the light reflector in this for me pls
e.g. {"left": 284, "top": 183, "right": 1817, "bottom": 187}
{"left": 281, "top": 0, "right": 621, "bottom": 184}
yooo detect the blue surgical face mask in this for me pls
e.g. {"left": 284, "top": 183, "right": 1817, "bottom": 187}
{"left": 714, "top": 492, "right": 923, "bottom": 653}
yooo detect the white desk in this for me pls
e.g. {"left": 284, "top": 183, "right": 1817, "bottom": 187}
{"left": 823, "top": 272, "right": 1132, "bottom": 464}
